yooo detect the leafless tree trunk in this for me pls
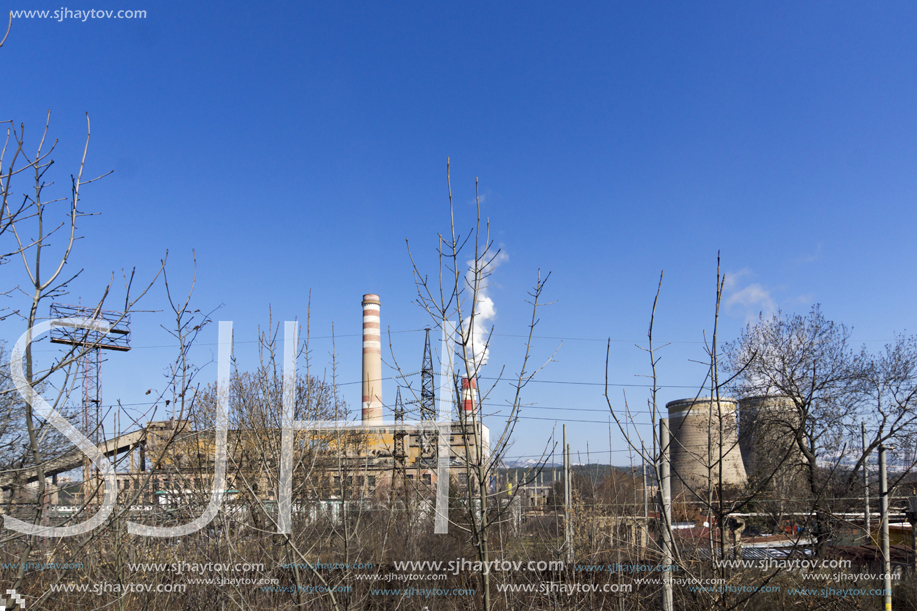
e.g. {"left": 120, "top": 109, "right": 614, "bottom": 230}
{"left": 404, "top": 159, "right": 556, "bottom": 611}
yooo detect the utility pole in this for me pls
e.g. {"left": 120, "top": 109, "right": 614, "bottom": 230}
{"left": 660, "top": 418, "right": 673, "bottom": 611}
{"left": 863, "top": 422, "right": 871, "bottom": 542}
{"left": 880, "top": 445, "right": 891, "bottom": 611}
{"left": 641, "top": 441, "right": 649, "bottom": 559}
{"left": 908, "top": 494, "right": 917, "bottom": 575}
{"left": 609, "top": 417, "right": 613, "bottom": 480}
{"left": 564, "top": 425, "right": 573, "bottom": 565}
{"left": 642, "top": 442, "right": 649, "bottom": 519}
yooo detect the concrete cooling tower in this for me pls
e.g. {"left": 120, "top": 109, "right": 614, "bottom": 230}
{"left": 738, "top": 395, "right": 805, "bottom": 490}
{"left": 666, "top": 398, "right": 747, "bottom": 498}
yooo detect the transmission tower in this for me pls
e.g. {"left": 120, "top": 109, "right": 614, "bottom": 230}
{"left": 421, "top": 328, "right": 436, "bottom": 419}
{"left": 420, "top": 328, "right": 437, "bottom": 460}
{"left": 80, "top": 347, "right": 102, "bottom": 448}
{"left": 393, "top": 387, "right": 406, "bottom": 483}
{"left": 50, "top": 304, "right": 131, "bottom": 502}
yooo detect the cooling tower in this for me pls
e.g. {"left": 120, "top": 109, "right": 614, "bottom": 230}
{"left": 666, "top": 398, "right": 747, "bottom": 497}
{"left": 738, "top": 395, "right": 805, "bottom": 490}
{"left": 361, "top": 294, "right": 383, "bottom": 425}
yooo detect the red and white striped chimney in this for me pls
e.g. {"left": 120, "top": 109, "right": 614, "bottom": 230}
{"left": 361, "top": 294, "right": 383, "bottom": 424}
{"left": 461, "top": 377, "right": 478, "bottom": 415}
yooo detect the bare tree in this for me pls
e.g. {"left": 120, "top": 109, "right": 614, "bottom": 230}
{"left": 404, "top": 159, "right": 555, "bottom": 611}
{"left": 0, "top": 113, "right": 165, "bottom": 608}
{"left": 605, "top": 262, "right": 806, "bottom": 611}
{"left": 724, "top": 305, "right": 917, "bottom": 554}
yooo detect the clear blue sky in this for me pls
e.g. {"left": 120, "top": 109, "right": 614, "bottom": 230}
{"left": 2, "top": 1, "right": 916, "bottom": 465}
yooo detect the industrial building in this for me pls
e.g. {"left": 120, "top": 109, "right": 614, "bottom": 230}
{"left": 0, "top": 293, "right": 491, "bottom": 512}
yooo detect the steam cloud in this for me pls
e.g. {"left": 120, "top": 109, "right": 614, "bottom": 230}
{"left": 461, "top": 250, "right": 508, "bottom": 373}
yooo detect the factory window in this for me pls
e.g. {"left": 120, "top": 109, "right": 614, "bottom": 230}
{"left": 367, "top": 476, "right": 376, "bottom": 488}
{"left": 422, "top": 474, "right": 431, "bottom": 485}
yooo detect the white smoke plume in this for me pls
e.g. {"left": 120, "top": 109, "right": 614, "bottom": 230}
{"left": 461, "top": 250, "right": 508, "bottom": 374}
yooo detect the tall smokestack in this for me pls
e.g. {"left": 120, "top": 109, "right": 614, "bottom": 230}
{"left": 461, "top": 377, "right": 478, "bottom": 415}
{"left": 362, "top": 294, "right": 383, "bottom": 424}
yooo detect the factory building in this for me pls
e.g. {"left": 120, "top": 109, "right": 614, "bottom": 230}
{"left": 108, "top": 294, "right": 489, "bottom": 507}
{"left": 355, "top": 293, "right": 490, "bottom": 491}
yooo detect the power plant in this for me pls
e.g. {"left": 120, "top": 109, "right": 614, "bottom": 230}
{"left": 354, "top": 293, "right": 490, "bottom": 488}
{"left": 17, "top": 292, "right": 810, "bottom": 515}
{"left": 1, "top": 293, "right": 491, "bottom": 507}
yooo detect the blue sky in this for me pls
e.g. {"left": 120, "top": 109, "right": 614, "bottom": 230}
{"left": 2, "top": 1, "right": 916, "bottom": 465}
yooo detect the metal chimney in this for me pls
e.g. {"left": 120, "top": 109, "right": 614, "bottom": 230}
{"left": 361, "top": 294, "right": 383, "bottom": 424}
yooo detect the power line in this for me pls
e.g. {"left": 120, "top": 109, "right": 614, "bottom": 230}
{"left": 23, "top": 322, "right": 901, "bottom": 353}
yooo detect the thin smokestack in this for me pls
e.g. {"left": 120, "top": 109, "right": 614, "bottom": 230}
{"left": 362, "top": 294, "right": 383, "bottom": 424}
{"left": 461, "top": 377, "right": 477, "bottom": 415}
